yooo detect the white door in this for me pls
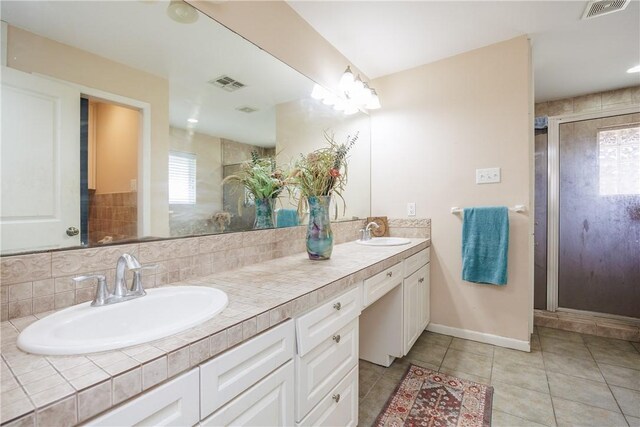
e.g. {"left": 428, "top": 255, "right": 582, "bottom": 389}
{"left": 1, "top": 66, "right": 81, "bottom": 253}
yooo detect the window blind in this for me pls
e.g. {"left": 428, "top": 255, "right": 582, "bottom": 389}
{"left": 169, "top": 151, "right": 196, "bottom": 204}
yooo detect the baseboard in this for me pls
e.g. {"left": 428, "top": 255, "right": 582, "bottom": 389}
{"left": 426, "top": 323, "right": 530, "bottom": 352}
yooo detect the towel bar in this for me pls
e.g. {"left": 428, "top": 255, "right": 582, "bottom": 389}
{"left": 450, "top": 205, "right": 526, "bottom": 214}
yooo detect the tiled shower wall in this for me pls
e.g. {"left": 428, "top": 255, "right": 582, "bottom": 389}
{"left": 535, "top": 85, "right": 640, "bottom": 117}
{"left": 0, "top": 219, "right": 431, "bottom": 321}
{"left": 88, "top": 191, "right": 137, "bottom": 244}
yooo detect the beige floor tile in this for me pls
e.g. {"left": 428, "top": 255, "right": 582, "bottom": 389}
{"left": 405, "top": 340, "right": 448, "bottom": 367}
{"left": 599, "top": 363, "right": 640, "bottom": 391}
{"left": 492, "top": 410, "right": 548, "bottom": 427}
{"left": 359, "top": 361, "right": 385, "bottom": 399}
{"left": 547, "top": 372, "right": 619, "bottom": 412}
{"left": 441, "top": 349, "right": 493, "bottom": 379}
{"left": 632, "top": 342, "right": 640, "bottom": 353}
{"left": 358, "top": 376, "right": 397, "bottom": 427}
{"left": 531, "top": 334, "right": 541, "bottom": 352}
{"left": 543, "top": 352, "right": 605, "bottom": 382}
{"left": 438, "top": 367, "right": 490, "bottom": 385}
{"left": 552, "top": 397, "right": 627, "bottom": 427}
{"left": 381, "top": 358, "right": 413, "bottom": 382}
{"left": 590, "top": 346, "right": 640, "bottom": 370}
{"left": 582, "top": 334, "right": 639, "bottom": 353}
{"left": 627, "top": 415, "right": 640, "bottom": 427}
{"left": 492, "top": 381, "right": 556, "bottom": 427}
{"left": 491, "top": 361, "right": 549, "bottom": 393}
{"left": 493, "top": 347, "right": 545, "bottom": 370}
{"left": 537, "top": 327, "right": 584, "bottom": 343}
{"left": 540, "top": 335, "right": 593, "bottom": 360}
{"left": 416, "top": 331, "right": 453, "bottom": 348}
{"left": 610, "top": 386, "right": 640, "bottom": 418}
{"left": 449, "top": 338, "right": 495, "bottom": 357}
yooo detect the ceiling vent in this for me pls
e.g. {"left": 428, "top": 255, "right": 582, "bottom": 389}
{"left": 236, "top": 106, "right": 259, "bottom": 114}
{"left": 582, "top": 0, "right": 629, "bottom": 19}
{"left": 208, "top": 75, "right": 246, "bottom": 92}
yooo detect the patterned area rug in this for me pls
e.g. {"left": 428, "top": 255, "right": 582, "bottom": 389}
{"left": 375, "top": 364, "right": 493, "bottom": 427}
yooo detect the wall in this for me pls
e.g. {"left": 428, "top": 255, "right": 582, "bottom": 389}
{"left": 94, "top": 103, "right": 138, "bottom": 194}
{"left": 88, "top": 191, "right": 137, "bottom": 244}
{"left": 7, "top": 25, "right": 170, "bottom": 237}
{"left": 370, "top": 36, "right": 533, "bottom": 344}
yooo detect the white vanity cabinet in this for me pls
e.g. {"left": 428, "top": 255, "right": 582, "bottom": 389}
{"left": 403, "top": 248, "right": 431, "bottom": 355}
{"left": 88, "top": 368, "right": 200, "bottom": 427}
{"left": 294, "top": 287, "right": 361, "bottom": 426}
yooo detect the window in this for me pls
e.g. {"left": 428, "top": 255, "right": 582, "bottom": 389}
{"left": 169, "top": 151, "right": 196, "bottom": 204}
{"left": 598, "top": 125, "right": 640, "bottom": 196}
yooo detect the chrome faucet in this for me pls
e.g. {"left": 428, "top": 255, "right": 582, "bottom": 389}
{"left": 73, "top": 253, "right": 157, "bottom": 307}
{"left": 359, "top": 222, "right": 380, "bottom": 241}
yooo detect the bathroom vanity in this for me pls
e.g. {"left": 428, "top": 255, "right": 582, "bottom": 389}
{"left": 0, "top": 238, "right": 430, "bottom": 427}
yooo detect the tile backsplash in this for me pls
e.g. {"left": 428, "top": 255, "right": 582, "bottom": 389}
{"left": 0, "top": 219, "right": 431, "bottom": 321}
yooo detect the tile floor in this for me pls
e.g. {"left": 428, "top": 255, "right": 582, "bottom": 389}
{"left": 358, "top": 327, "right": 640, "bottom": 427}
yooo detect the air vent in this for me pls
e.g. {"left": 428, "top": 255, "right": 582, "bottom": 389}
{"left": 208, "top": 75, "right": 246, "bottom": 92}
{"left": 236, "top": 106, "right": 259, "bottom": 114}
{"left": 582, "top": 0, "right": 629, "bottom": 19}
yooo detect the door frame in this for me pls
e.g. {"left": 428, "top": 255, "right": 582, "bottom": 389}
{"left": 33, "top": 74, "right": 152, "bottom": 238}
{"left": 546, "top": 104, "right": 640, "bottom": 313}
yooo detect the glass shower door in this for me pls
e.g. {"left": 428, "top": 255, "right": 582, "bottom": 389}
{"left": 558, "top": 113, "right": 640, "bottom": 318}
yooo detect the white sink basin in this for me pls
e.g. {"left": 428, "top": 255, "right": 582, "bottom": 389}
{"left": 17, "top": 286, "right": 228, "bottom": 356}
{"left": 356, "top": 237, "right": 411, "bottom": 246}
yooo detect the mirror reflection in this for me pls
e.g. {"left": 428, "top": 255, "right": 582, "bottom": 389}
{"left": 0, "top": 0, "right": 371, "bottom": 255}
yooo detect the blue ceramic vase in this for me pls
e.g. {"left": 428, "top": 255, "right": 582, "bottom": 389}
{"left": 254, "top": 198, "right": 275, "bottom": 229}
{"left": 306, "top": 195, "right": 333, "bottom": 260}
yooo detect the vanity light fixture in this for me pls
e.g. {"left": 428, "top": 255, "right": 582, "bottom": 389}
{"left": 187, "top": 118, "right": 198, "bottom": 124}
{"left": 310, "top": 65, "right": 381, "bottom": 115}
{"left": 627, "top": 64, "right": 640, "bottom": 73}
{"left": 167, "top": 0, "right": 199, "bottom": 24}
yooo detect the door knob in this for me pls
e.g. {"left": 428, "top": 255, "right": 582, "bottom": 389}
{"left": 332, "top": 394, "right": 341, "bottom": 403}
{"left": 66, "top": 227, "right": 80, "bottom": 237}
{"left": 332, "top": 334, "right": 341, "bottom": 343}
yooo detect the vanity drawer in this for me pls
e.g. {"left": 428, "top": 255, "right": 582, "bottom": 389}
{"left": 296, "top": 287, "right": 361, "bottom": 357}
{"left": 296, "top": 364, "right": 358, "bottom": 427}
{"left": 295, "top": 319, "right": 358, "bottom": 421}
{"left": 362, "top": 262, "right": 403, "bottom": 307}
{"left": 200, "top": 320, "right": 295, "bottom": 419}
{"left": 88, "top": 368, "right": 199, "bottom": 427}
{"left": 404, "top": 248, "right": 430, "bottom": 278}
{"left": 201, "top": 361, "right": 294, "bottom": 427}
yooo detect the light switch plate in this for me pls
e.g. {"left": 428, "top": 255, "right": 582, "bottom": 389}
{"left": 476, "top": 167, "right": 501, "bottom": 184}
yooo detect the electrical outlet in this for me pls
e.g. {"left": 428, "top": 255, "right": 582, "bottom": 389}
{"left": 407, "top": 202, "right": 416, "bottom": 217}
{"left": 476, "top": 167, "right": 501, "bottom": 184}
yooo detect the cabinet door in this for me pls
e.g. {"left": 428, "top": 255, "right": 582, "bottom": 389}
{"left": 421, "top": 264, "right": 431, "bottom": 329}
{"left": 201, "top": 361, "right": 294, "bottom": 427}
{"left": 88, "top": 368, "right": 199, "bottom": 427}
{"left": 403, "top": 272, "right": 421, "bottom": 355}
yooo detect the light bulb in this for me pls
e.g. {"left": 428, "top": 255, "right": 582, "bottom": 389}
{"left": 339, "top": 66, "right": 355, "bottom": 93}
{"left": 333, "top": 97, "right": 347, "bottom": 111}
{"left": 311, "top": 84, "right": 325, "bottom": 100}
{"left": 366, "top": 89, "right": 381, "bottom": 110}
{"left": 344, "top": 105, "right": 359, "bottom": 115}
{"left": 322, "top": 94, "right": 337, "bottom": 106}
{"left": 627, "top": 64, "right": 640, "bottom": 73}
{"left": 352, "top": 75, "right": 364, "bottom": 96}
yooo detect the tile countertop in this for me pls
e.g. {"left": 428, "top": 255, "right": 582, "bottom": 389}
{"left": 0, "top": 238, "right": 430, "bottom": 426}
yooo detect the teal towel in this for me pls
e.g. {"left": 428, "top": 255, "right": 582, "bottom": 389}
{"left": 276, "top": 209, "right": 299, "bottom": 228}
{"left": 462, "top": 206, "right": 509, "bottom": 285}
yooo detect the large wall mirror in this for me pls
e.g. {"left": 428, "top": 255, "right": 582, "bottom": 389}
{"left": 0, "top": 1, "right": 371, "bottom": 255}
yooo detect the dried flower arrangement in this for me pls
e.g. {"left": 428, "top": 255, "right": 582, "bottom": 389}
{"left": 222, "top": 151, "right": 288, "bottom": 201}
{"left": 288, "top": 131, "right": 358, "bottom": 217}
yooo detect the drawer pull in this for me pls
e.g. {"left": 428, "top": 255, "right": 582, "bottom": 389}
{"left": 419, "top": 277, "right": 425, "bottom": 283}
{"left": 386, "top": 271, "right": 393, "bottom": 277}
{"left": 332, "top": 393, "right": 341, "bottom": 403}
{"left": 332, "top": 334, "right": 341, "bottom": 343}
{"left": 333, "top": 302, "right": 342, "bottom": 311}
